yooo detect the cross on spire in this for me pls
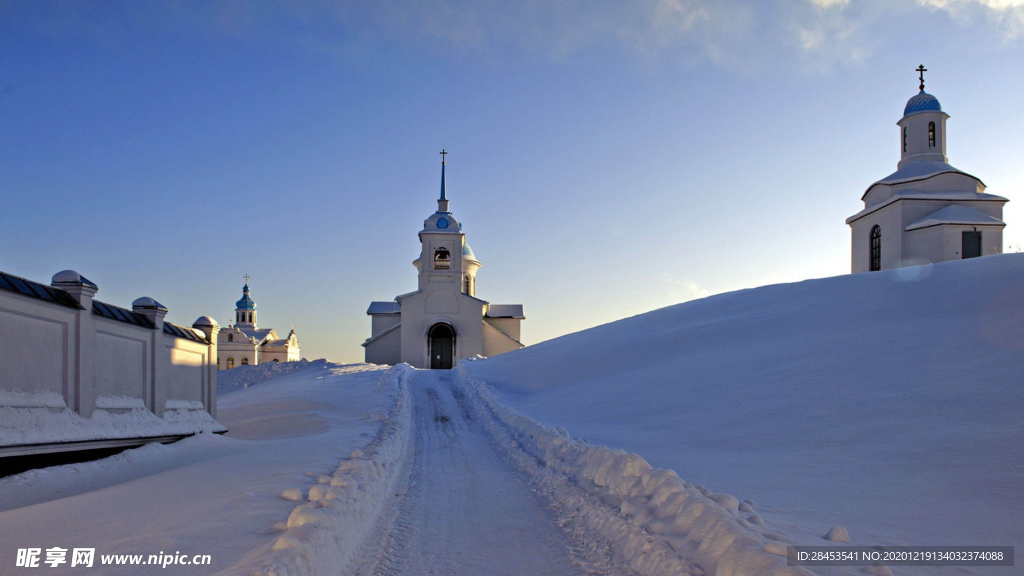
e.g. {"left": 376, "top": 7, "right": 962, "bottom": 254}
{"left": 439, "top": 149, "right": 448, "bottom": 201}
{"left": 916, "top": 64, "right": 927, "bottom": 91}
{"left": 244, "top": 273, "right": 250, "bottom": 285}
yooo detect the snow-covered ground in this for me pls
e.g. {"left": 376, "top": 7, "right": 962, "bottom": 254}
{"left": 463, "top": 254, "right": 1024, "bottom": 575}
{"left": 0, "top": 362, "right": 396, "bottom": 574}
{"left": 2, "top": 255, "right": 1020, "bottom": 575}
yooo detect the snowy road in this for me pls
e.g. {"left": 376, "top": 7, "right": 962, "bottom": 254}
{"left": 351, "top": 370, "right": 585, "bottom": 576}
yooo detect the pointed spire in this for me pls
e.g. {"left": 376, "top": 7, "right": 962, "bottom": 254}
{"left": 437, "top": 149, "right": 450, "bottom": 213}
{"left": 439, "top": 149, "right": 448, "bottom": 201}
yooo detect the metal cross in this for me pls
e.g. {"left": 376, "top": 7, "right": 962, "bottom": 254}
{"left": 244, "top": 273, "right": 250, "bottom": 285}
{"left": 440, "top": 149, "right": 447, "bottom": 164}
{"left": 916, "top": 65, "right": 927, "bottom": 91}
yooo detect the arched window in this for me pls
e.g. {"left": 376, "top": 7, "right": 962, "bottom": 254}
{"left": 928, "top": 122, "right": 935, "bottom": 147}
{"left": 272, "top": 359, "right": 279, "bottom": 363}
{"left": 870, "top": 225, "right": 882, "bottom": 271}
{"left": 241, "top": 357, "right": 249, "bottom": 365}
{"left": 902, "top": 127, "right": 907, "bottom": 153}
{"left": 226, "top": 357, "right": 235, "bottom": 369}
{"left": 227, "top": 333, "right": 233, "bottom": 342}
{"left": 463, "top": 275, "right": 470, "bottom": 294}
{"left": 433, "top": 247, "right": 451, "bottom": 270}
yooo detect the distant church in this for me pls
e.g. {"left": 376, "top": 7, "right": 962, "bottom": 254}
{"left": 217, "top": 277, "right": 301, "bottom": 370}
{"left": 847, "top": 67, "right": 1008, "bottom": 272}
{"left": 364, "top": 152, "right": 525, "bottom": 369}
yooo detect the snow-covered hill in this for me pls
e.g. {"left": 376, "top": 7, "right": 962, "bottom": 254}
{"left": 464, "top": 254, "right": 1024, "bottom": 572}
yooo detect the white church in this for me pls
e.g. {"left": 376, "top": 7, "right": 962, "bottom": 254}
{"left": 217, "top": 277, "right": 301, "bottom": 370}
{"left": 846, "top": 67, "right": 1008, "bottom": 272}
{"left": 363, "top": 152, "right": 525, "bottom": 369}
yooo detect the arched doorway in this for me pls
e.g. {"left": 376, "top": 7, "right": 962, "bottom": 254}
{"left": 428, "top": 323, "right": 455, "bottom": 370}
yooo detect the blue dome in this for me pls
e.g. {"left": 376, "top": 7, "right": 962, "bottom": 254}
{"left": 904, "top": 91, "right": 942, "bottom": 115}
{"left": 462, "top": 243, "right": 476, "bottom": 259}
{"left": 235, "top": 284, "right": 256, "bottom": 310}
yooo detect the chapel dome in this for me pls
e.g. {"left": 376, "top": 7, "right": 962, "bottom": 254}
{"left": 236, "top": 284, "right": 256, "bottom": 310}
{"left": 904, "top": 91, "right": 942, "bottom": 116}
{"left": 462, "top": 243, "right": 476, "bottom": 260}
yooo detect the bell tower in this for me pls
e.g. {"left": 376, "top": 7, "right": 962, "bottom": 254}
{"left": 234, "top": 275, "right": 257, "bottom": 329}
{"left": 415, "top": 150, "right": 467, "bottom": 292}
{"left": 897, "top": 65, "right": 949, "bottom": 168}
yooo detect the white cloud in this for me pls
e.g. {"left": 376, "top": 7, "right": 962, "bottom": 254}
{"left": 917, "top": 0, "right": 1024, "bottom": 38}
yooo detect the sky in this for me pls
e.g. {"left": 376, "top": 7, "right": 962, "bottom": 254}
{"left": 1, "top": 0, "right": 1023, "bottom": 362}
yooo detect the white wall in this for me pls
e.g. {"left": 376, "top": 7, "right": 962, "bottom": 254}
{"left": 0, "top": 270, "right": 221, "bottom": 454}
{"left": 0, "top": 293, "right": 74, "bottom": 402}
{"left": 365, "top": 325, "right": 402, "bottom": 366}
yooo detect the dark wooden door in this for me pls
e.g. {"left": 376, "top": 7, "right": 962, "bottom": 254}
{"left": 429, "top": 324, "right": 454, "bottom": 370}
{"left": 962, "top": 231, "right": 982, "bottom": 259}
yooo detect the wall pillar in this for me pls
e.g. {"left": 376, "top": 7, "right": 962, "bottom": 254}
{"left": 51, "top": 271, "right": 99, "bottom": 418}
{"left": 192, "top": 317, "right": 220, "bottom": 418}
{"left": 133, "top": 297, "right": 168, "bottom": 417}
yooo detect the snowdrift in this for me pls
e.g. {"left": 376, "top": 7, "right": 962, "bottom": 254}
{"left": 224, "top": 364, "right": 414, "bottom": 576}
{"left": 456, "top": 366, "right": 812, "bottom": 575}
{"left": 464, "top": 254, "right": 1024, "bottom": 564}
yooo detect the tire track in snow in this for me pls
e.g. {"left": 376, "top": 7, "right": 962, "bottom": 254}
{"left": 348, "top": 370, "right": 585, "bottom": 576}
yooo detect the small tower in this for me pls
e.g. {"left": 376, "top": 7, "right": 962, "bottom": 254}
{"left": 897, "top": 65, "right": 948, "bottom": 168}
{"left": 234, "top": 275, "right": 257, "bottom": 329}
{"left": 414, "top": 150, "right": 472, "bottom": 292}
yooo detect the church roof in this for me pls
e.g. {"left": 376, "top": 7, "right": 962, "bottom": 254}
{"left": 904, "top": 91, "right": 942, "bottom": 116}
{"left": 236, "top": 326, "right": 275, "bottom": 343}
{"left": 486, "top": 304, "right": 525, "bottom": 319}
{"left": 905, "top": 205, "right": 1005, "bottom": 231}
{"left": 846, "top": 189, "right": 1008, "bottom": 224}
{"left": 861, "top": 161, "right": 987, "bottom": 202}
{"left": 876, "top": 161, "right": 982, "bottom": 186}
{"left": 463, "top": 242, "right": 476, "bottom": 259}
{"left": 367, "top": 301, "right": 401, "bottom": 315}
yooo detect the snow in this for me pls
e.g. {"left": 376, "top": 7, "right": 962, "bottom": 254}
{"left": 3, "top": 254, "right": 1021, "bottom": 575}
{"left": 0, "top": 400, "right": 226, "bottom": 447}
{"left": 348, "top": 370, "right": 587, "bottom": 576}
{"left": 0, "top": 362, "right": 397, "bottom": 574}
{"left": 231, "top": 364, "right": 415, "bottom": 575}
{"left": 453, "top": 366, "right": 812, "bottom": 576}
{"left": 875, "top": 160, "right": 977, "bottom": 185}
{"left": 463, "top": 253, "right": 1024, "bottom": 575}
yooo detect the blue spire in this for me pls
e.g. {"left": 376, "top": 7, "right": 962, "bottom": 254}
{"left": 439, "top": 149, "right": 447, "bottom": 200}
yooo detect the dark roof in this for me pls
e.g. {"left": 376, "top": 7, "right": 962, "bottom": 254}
{"left": 164, "top": 321, "right": 208, "bottom": 343}
{"left": 92, "top": 300, "right": 156, "bottom": 328}
{"left": 0, "top": 271, "right": 83, "bottom": 310}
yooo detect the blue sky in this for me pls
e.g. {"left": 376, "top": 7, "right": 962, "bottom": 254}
{"left": 2, "top": 0, "right": 1023, "bottom": 362}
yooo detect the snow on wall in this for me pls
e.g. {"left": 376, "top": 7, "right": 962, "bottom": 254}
{"left": 0, "top": 403, "right": 225, "bottom": 447}
{"left": 454, "top": 365, "right": 814, "bottom": 576}
{"left": 223, "top": 364, "right": 414, "bottom": 576}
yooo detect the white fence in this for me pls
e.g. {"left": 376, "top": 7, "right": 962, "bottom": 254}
{"left": 0, "top": 269, "right": 225, "bottom": 457}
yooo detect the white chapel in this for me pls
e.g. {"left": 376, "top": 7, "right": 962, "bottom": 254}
{"left": 217, "top": 277, "right": 301, "bottom": 370}
{"left": 363, "top": 152, "right": 525, "bottom": 369}
{"left": 846, "top": 67, "right": 1008, "bottom": 272}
